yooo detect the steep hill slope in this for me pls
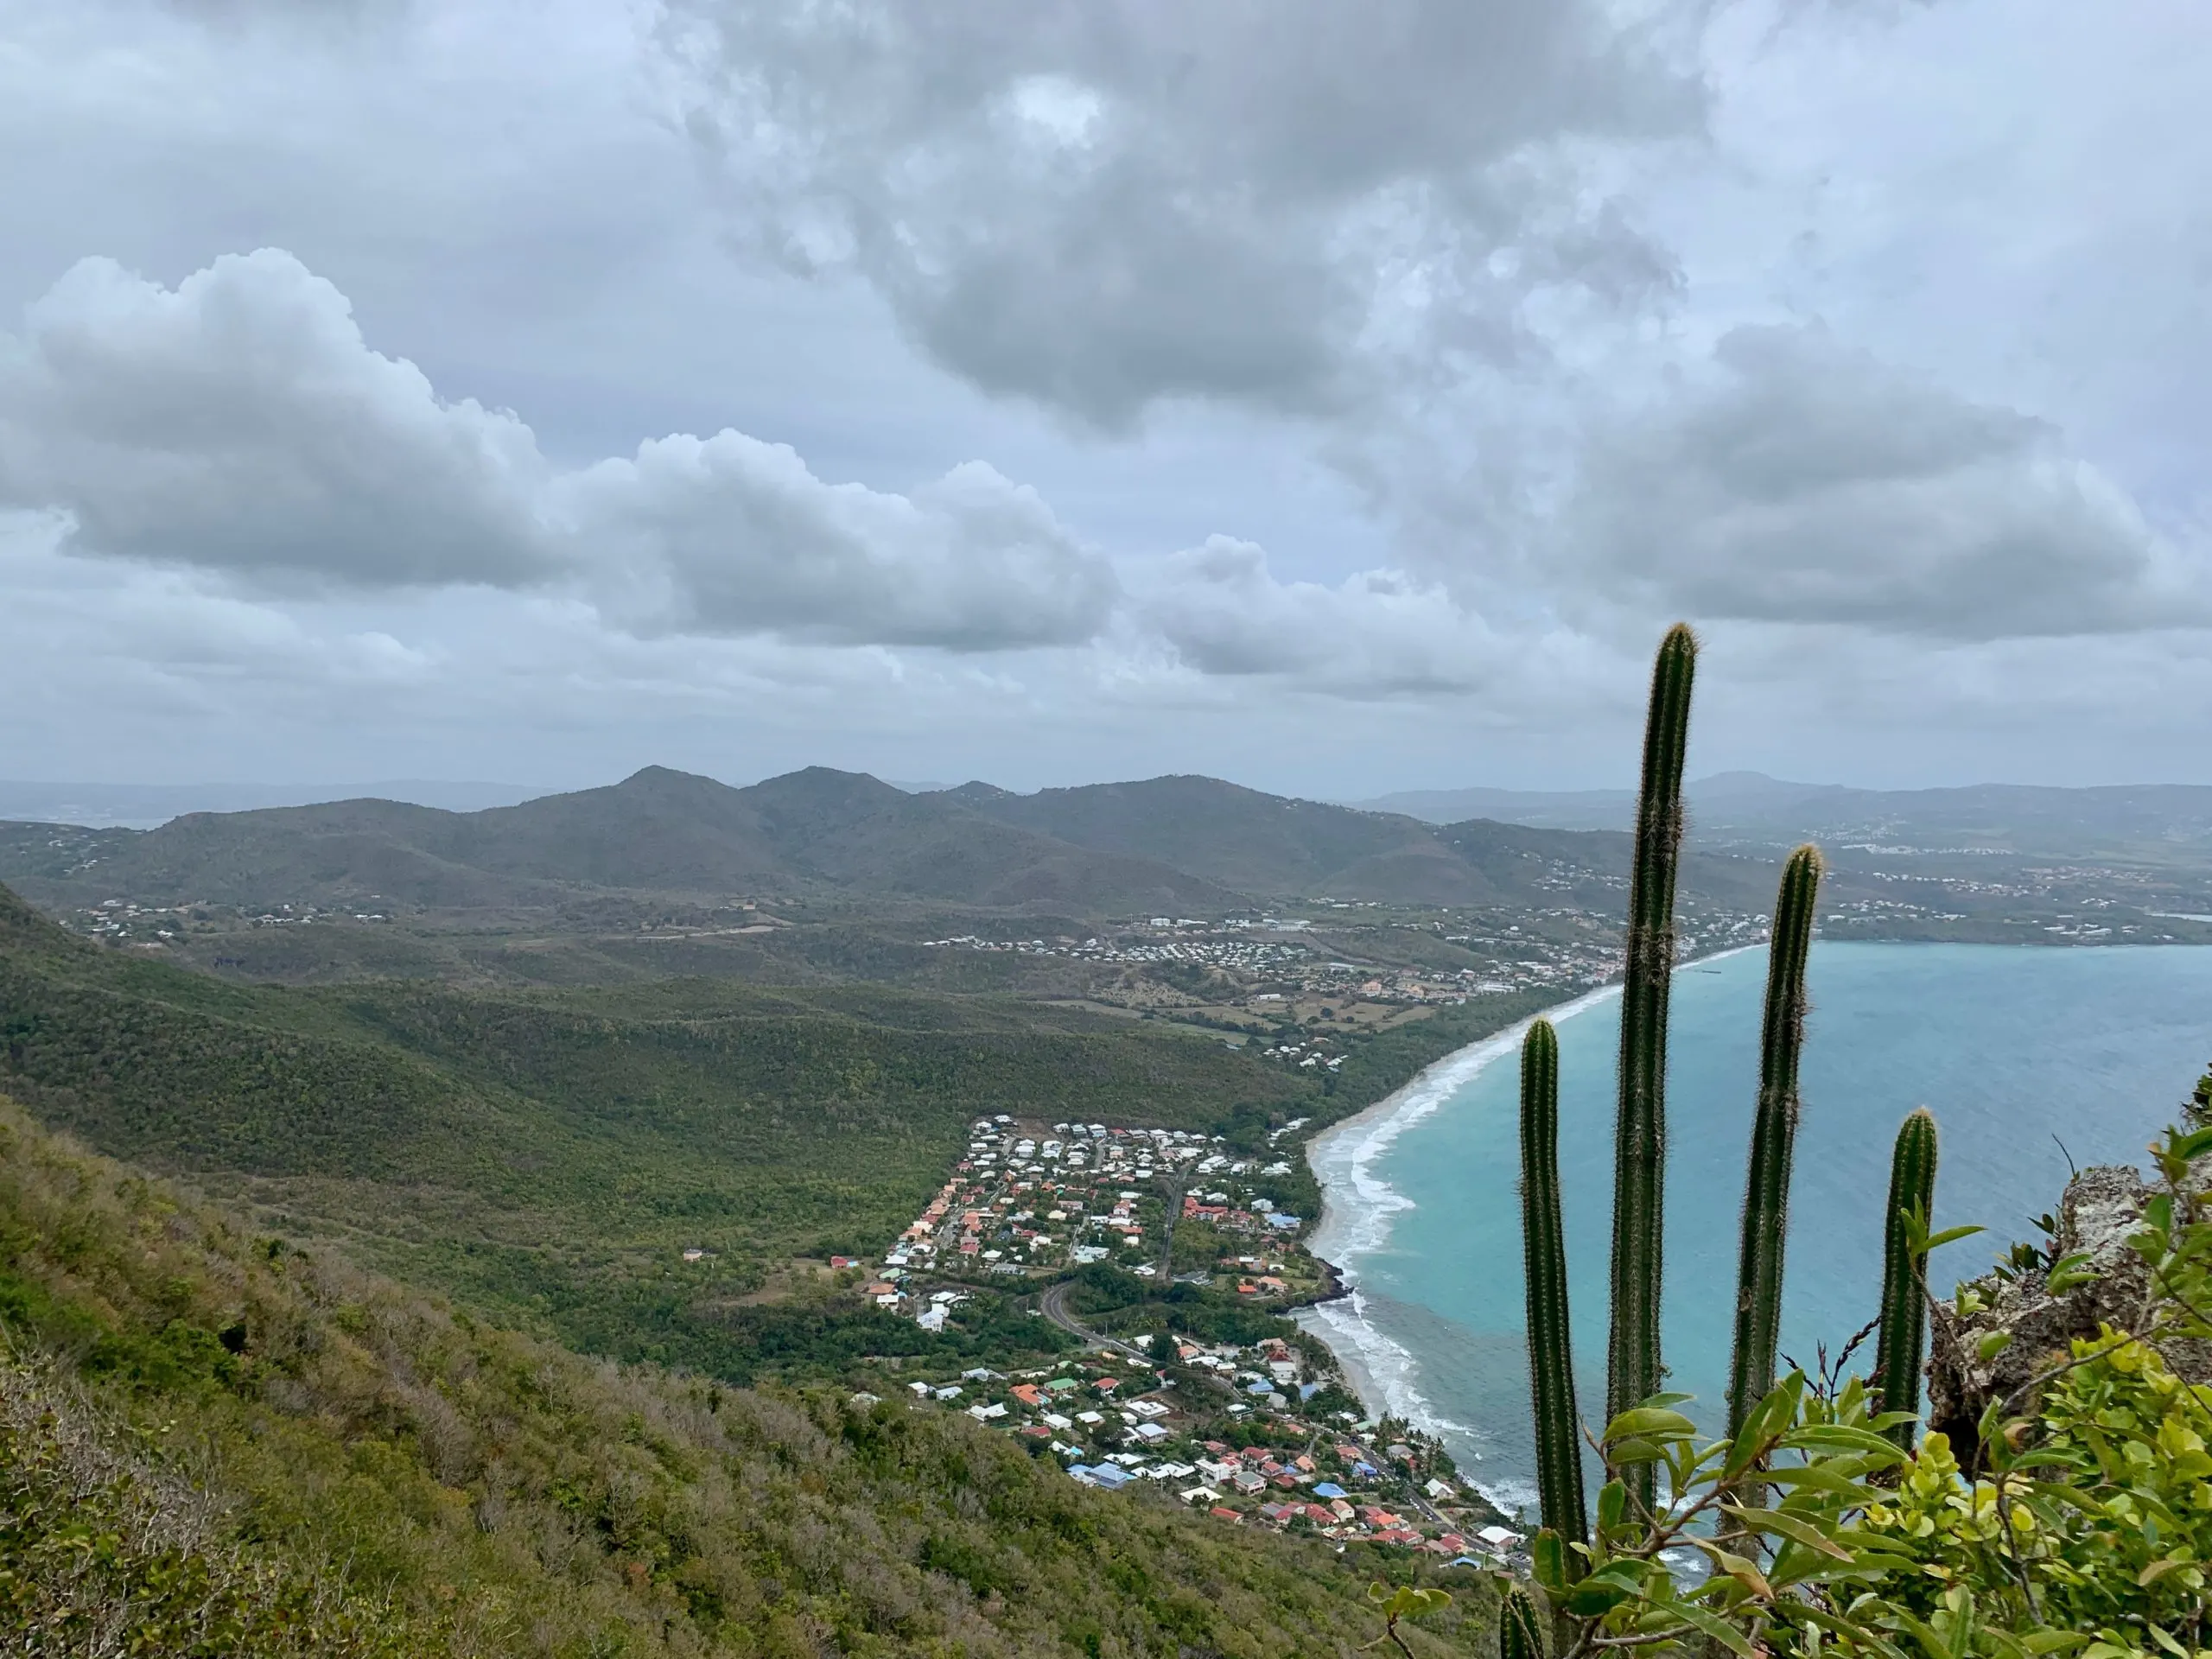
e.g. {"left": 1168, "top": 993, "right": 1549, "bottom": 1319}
{"left": 0, "top": 1096, "right": 1492, "bottom": 1656}
{"left": 0, "top": 881, "right": 1312, "bottom": 1380}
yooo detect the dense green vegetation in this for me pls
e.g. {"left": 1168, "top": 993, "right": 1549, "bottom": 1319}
{"left": 0, "top": 1095, "right": 1494, "bottom": 1656}
{"left": 0, "top": 883, "right": 1346, "bottom": 1380}
{"left": 0, "top": 878, "right": 1554, "bottom": 1386}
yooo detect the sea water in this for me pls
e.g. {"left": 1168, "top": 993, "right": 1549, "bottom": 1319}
{"left": 1297, "top": 943, "right": 2212, "bottom": 1516}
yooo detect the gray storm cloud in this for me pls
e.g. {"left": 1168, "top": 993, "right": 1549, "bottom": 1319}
{"left": 667, "top": 0, "right": 1702, "bottom": 427}
{"left": 1560, "top": 325, "right": 2206, "bottom": 639}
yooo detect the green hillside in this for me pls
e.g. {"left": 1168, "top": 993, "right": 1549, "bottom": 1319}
{"left": 0, "top": 1095, "right": 1492, "bottom": 1656}
{"left": 0, "top": 881, "right": 1331, "bottom": 1380}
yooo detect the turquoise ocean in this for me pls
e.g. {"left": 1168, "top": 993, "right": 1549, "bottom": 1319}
{"left": 1294, "top": 943, "right": 2212, "bottom": 1516}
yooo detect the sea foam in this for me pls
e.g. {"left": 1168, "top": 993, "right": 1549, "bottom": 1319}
{"left": 1293, "top": 980, "right": 1624, "bottom": 1494}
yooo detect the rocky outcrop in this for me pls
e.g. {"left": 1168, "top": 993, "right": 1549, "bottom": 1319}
{"left": 1925, "top": 1160, "right": 2210, "bottom": 1456}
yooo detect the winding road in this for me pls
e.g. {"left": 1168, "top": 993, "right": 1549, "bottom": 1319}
{"left": 1037, "top": 1281, "right": 1153, "bottom": 1362}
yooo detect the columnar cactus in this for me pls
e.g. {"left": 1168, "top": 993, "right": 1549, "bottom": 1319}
{"left": 1873, "top": 1108, "right": 1940, "bottom": 1446}
{"left": 1519, "top": 1018, "right": 1586, "bottom": 1548}
{"left": 1724, "top": 845, "right": 1824, "bottom": 1441}
{"left": 1608, "top": 622, "right": 1696, "bottom": 1507}
{"left": 1500, "top": 1583, "right": 1546, "bottom": 1659}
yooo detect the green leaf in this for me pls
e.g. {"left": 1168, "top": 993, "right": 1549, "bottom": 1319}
{"left": 1726, "top": 1375, "right": 1802, "bottom": 1478}
{"left": 1783, "top": 1424, "right": 1907, "bottom": 1460}
{"left": 1922, "top": 1224, "right": 1987, "bottom": 1251}
{"left": 1764, "top": 1463, "right": 1879, "bottom": 1497}
{"left": 1719, "top": 1501, "right": 1853, "bottom": 1560}
{"left": 1595, "top": 1478, "right": 1627, "bottom": 1535}
{"left": 1648, "top": 1596, "right": 1757, "bottom": 1658}
{"left": 1603, "top": 1406, "right": 1699, "bottom": 1444}
{"left": 1977, "top": 1330, "right": 2014, "bottom": 1362}
{"left": 2044, "top": 1251, "right": 2095, "bottom": 1294}
{"left": 1560, "top": 1568, "right": 1637, "bottom": 1618}
{"left": 1686, "top": 1538, "right": 1773, "bottom": 1601}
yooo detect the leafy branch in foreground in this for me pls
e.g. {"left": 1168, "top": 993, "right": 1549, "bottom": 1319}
{"left": 1521, "top": 1122, "right": 2212, "bottom": 1659}
{"left": 1367, "top": 1582, "right": 1453, "bottom": 1658}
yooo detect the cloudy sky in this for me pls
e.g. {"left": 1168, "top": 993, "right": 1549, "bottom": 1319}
{"left": 1, "top": 0, "right": 2207, "bottom": 798}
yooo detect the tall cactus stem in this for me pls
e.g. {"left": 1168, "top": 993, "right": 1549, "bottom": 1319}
{"left": 1873, "top": 1108, "right": 1940, "bottom": 1446}
{"left": 1608, "top": 622, "right": 1696, "bottom": 1508}
{"left": 1520, "top": 1018, "right": 1586, "bottom": 1549}
{"left": 1724, "top": 845, "right": 1824, "bottom": 1444}
{"left": 1500, "top": 1584, "right": 1546, "bottom": 1659}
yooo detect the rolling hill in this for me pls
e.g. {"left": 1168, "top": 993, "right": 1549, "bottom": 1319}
{"left": 1, "top": 764, "right": 1792, "bottom": 918}
{"left": 1, "top": 766, "right": 1242, "bottom": 915}
{"left": 0, "top": 879, "right": 1319, "bottom": 1381}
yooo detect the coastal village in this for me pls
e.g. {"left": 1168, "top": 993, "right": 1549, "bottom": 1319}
{"left": 922, "top": 906, "right": 1770, "bottom": 1010}
{"left": 841, "top": 1116, "right": 1525, "bottom": 1560}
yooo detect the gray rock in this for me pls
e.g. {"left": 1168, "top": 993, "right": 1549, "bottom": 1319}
{"left": 1924, "top": 1163, "right": 2209, "bottom": 1455}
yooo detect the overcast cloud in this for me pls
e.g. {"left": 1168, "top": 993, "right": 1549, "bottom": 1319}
{"left": 0, "top": 0, "right": 2208, "bottom": 795}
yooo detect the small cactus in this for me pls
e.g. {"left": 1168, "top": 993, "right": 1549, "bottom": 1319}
{"left": 1500, "top": 1583, "right": 1545, "bottom": 1659}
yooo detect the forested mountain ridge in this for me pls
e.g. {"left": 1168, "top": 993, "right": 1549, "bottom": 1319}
{"left": 1, "top": 763, "right": 1783, "bottom": 914}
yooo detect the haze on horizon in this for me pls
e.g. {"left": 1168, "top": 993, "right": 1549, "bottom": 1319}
{"left": 2, "top": 0, "right": 2208, "bottom": 801}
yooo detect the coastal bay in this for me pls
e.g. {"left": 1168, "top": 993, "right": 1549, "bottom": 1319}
{"left": 1296, "top": 941, "right": 2212, "bottom": 1516}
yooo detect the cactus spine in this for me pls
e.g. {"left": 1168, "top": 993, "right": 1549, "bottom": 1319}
{"left": 1724, "top": 845, "right": 1823, "bottom": 1440}
{"left": 1608, "top": 622, "right": 1696, "bottom": 1508}
{"left": 1500, "top": 1584, "right": 1545, "bottom": 1659}
{"left": 1520, "top": 1018, "right": 1586, "bottom": 1548}
{"left": 1873, "top": 1108, "right": 1940, "bottom": 1446}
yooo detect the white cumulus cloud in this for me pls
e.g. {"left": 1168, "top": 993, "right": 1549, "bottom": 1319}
{"left": 0, "top": 249, "right": 1120, "bottom": 652}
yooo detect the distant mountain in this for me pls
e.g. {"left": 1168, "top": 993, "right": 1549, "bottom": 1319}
{"left": 940, "top": 774, "right": 1486, "bottom": 901}
{"left": 1, "top": 766, "right": 1243, "bottom": 914}
{"left": 1351, "top": 783, "right": 1637, "bottom": 831}
{"left": 1357, "top": 773, "right": 2212, "bottom": 856}
{"left": 0, "top": 778, "right": 548, "bottom": 828}
{"left": 2, "top": 764, "right": 1754, "bottom": 915}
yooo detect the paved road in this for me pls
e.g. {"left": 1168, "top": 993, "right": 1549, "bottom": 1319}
{"left": 1038, "top": 1281, "right": 1153, "bottom": 1362}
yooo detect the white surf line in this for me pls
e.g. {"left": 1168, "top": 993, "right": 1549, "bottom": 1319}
{"left": 1293, "top": 947, "right": 1761, "bottom": 1464}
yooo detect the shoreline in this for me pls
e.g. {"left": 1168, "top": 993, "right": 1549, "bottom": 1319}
{"left": 1291, "top": 947, "right": 1762, "bottom": 1446}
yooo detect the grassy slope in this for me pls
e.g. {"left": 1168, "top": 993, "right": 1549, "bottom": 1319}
{"left": 0, "top": 883, "right": 1321, "bottom": 1379}
{"left": 0, "top": 1096, "right": 1494, "bottom": 1656}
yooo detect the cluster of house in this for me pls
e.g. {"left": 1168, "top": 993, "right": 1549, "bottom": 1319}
{"left": 861, "top": 1340, "right": 1522, "bottom": 1561}
{"left": 865, "top": 1117, "right": 1301, "bottom": 1305}
{"left": 919, "top": 931, "right": 1313, "bottom": 972}
{"left": 1179, "top": 1192, "right": 1303, "bottom": 1242}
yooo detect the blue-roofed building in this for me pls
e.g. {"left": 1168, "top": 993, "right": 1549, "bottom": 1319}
{"left": 1312, "top": 1482, "right": 1346, "bottom": 1499}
